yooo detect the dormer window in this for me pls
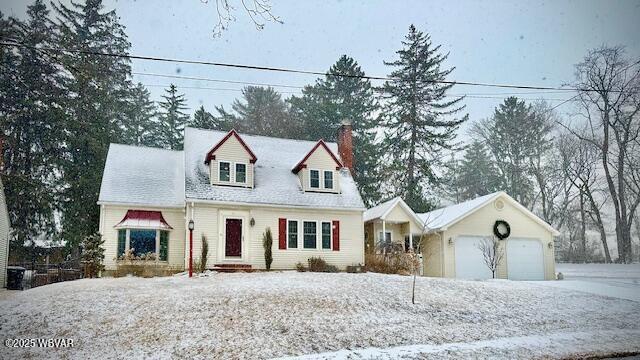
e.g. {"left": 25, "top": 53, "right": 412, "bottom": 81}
{"left": 219, "top": 161, "right": 231, "bottom": 182}
{"left": 235, "top": 163, "right": 246, "bottom": 183}
{"left": 324, "top": 171, "right": 333, "bottom": 189}
{"left": 310, "top": 170, "right": 320, "bottom": 189}
{"left": 204, "top": 129, "right": 257, "bottom": 188}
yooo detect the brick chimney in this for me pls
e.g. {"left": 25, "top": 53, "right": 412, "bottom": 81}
{"left": 337, "top": 119, "right": 354, "bottom": 176}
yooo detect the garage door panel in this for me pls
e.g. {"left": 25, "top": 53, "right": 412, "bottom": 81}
{"left": 507, "top": 238, "right": 544, "bottom": 280}
{"left": 455, "top": 236, "right": 493, "bottom": 280}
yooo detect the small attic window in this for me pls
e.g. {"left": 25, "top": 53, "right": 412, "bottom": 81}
{"left": 219, "top": 161, "right": 230, "bottom": 182}
{"left": 494, "top": 199, "right": 505, "bottom": 211}
{"left": 310, "top": 170, "right": 320, "bottom": 188}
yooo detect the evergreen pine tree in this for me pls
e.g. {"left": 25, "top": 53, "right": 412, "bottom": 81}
{"left": 53, "top": 0, "right": 133, "bottom": 253}
{"left": 189, "top": 105, "right": 237, "bottom": 131}
{"left": 190, "top": 105, "right": 215, "bottom": 129}
{"left": 1, "top": 1, "right": 65, "bottom": 258}
{"left": 473, "top": 97, "right": 538, "bottom": 207}
{"left": 288, "top": 55, "right": 382, "bottom": 206}
{"left": 380, "top": 25, "right": 468, "bottom": 212}
{"left": 157, "top": 84, "right": 189, "bottom": 150}
{"left": 454, "top": 140, "right": 503, "bottom": 201}
{"left": 122, "top": 82, "right": 158, "bottom": 147}
{"left": 232, "top": 86, "right": 298, "bottom": 138}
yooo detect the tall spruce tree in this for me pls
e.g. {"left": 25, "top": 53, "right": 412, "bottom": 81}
{"left": 189, "top": 105, "right": 216, "bottom": 129}
{"left": 122, "top": 82, "right": 158, "bottom": 147}
{"left": 473, "top": 97, "right": 538, "bottom": 207}
{"left": 232, "top": 86, "right": 298, "bottom": 138}
{"left": 157, "top": 84, "right": 189, "bottom": 150}
{"left": 53, "top": 0, "right": 133, "bottom": 254}
{"left": 288, "top": 55, "right": 382, "bottom": 206}
{"left": 452, "top": 140, "right": 502, "bottom": 201}
{"left": 1, "top": 1, "right": 65, "bottom": 257}
{"left": 380, "top": 25, "right": 467, "bottom": 212}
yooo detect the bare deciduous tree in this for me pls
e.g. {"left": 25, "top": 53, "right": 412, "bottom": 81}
{"left": 559, "top": 132, "right": 612, "bottom": 262}
{"left": 203, "top": 0, "right": 282, "bottom": 37}
{"left": 570, "top": 46, "right": 640, "bottom": 262}
{"left": 476, "top": 237, "right": 504, "bottom": 279}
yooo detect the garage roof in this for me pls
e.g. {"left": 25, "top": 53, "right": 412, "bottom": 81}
{"left": 417, "top": 191, "right": 560, "bottom": 236}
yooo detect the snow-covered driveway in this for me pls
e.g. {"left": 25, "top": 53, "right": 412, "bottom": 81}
{"left": 534, "top": 263, "right": 640, "bottom": 302}
{"left": 1, "top": 272, "right": 639, "bottom": 359}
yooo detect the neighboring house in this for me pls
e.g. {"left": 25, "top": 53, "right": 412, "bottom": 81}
{"left": 98, "top": 122, "right": 365, "bottom": 272}
{"left": 418, "top": 191, "right": 558, "bottom": 281}
{"left": 363, "top": 197, "right": 425, "bottom": 253}
{"left": 0, "top": 177, "right": 10, "bottom": 287}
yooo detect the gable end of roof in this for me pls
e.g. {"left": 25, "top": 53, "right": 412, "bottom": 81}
{"left": 292, "top": 139, "right": 343, "bottom": 174}
{"left": 204, "top": 129, "right": 258, "bottom": 165}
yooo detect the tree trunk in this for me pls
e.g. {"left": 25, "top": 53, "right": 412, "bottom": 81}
{"left": 579, "top": 188, "right": 587, "bottom": 262}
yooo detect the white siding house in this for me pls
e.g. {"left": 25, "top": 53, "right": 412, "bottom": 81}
{"left": 0, "top": 177, "right": 11, "bottom": 287}
{"left": 98, "top": 124, "right": 365, "bottom": 272}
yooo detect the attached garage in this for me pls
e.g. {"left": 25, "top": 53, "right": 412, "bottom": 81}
{"left": 506, "top": 238, "right": 545, "bottom": 280}
{"left": 454, "top": 236, "right": 492, "bottom": 280}
{"left": 419, "top": 191, "right": 558, "bottom": 281}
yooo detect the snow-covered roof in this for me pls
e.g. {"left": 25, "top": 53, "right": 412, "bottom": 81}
{"left": 184, "top": 127, "right": 365, "bottom": 210}
{"left": 363, "top": 197, "right": 424, "bottom": 229}
{"left": 99, "top": 144, "right": 185, "bottom": 207}
{"left": 114, "top": 210, "right": 174, "bottom": 230}
{"left": 417, "top": 191, "right": 560, "bottom": 235}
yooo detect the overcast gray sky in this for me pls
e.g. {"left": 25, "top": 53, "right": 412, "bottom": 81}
{"left": 3, "top": 0, "right": 640, "bottom": 135}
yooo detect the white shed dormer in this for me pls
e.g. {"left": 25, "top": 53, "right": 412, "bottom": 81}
{"left": 204, "top": 129, "right": 257, "bottom": 188}
{"left": 292, "top": 140, "right": 342, "bottom": 194}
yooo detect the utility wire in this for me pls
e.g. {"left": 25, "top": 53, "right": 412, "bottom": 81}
{"left": 142, "top": 83, "right": 573, "bottom": 101}
{"left": 0, "top": 41, "right": 622, "bottom": 93}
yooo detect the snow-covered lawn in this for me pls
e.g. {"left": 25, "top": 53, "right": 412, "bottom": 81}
{"left": 535, "top": 263, "right": 640, "bottom": 302}
{"left": 1, "top": 272, "right": 639, "bottom": 359}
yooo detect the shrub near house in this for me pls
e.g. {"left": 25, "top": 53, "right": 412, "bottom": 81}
{"left": 98, "top": 123, "right": 365, "bottom": 273}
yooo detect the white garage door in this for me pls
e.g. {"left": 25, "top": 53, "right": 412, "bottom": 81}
{"left": 507, "top": 238, "right": 544, "bottom": 280}
{"left": 455, "top": 236, "right": 493, "bottom": 280}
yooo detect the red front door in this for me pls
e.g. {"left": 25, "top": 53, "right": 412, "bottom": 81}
{"left": 225, "top": 219, "right": 242, "bottom": 257}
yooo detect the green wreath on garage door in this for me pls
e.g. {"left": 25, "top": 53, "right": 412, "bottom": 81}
{"left": 493, "top": 220, "right": 511, "bottom": 240}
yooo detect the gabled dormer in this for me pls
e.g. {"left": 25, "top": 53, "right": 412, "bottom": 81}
{"left": 292, "top": 140, "right": 343, "bottom": 194}
{"left": 204, "top": 129, "right": 257, "bottom": 188}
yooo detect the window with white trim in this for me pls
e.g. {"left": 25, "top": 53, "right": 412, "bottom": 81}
{"left": 323, "top": 171, "right": 333, "bottom": 189}
{"left": 219, "top": 161, "right": 231, "bottom": 182}
{"left": 309, "top": 170, "right": 320, "bottom": 189}
{"left": 287, "top": 220, "right": 298, "bottom": 249}
{"left": 235, "top": 163, "right": 247, "bottom": 183}
{"left": 303, "top": 221, "right": 317, "bottom": 249}
{"left": 321, "top": 221, "right": 331, "bottom": 249}
{"left": 378, "top": 231, "right": 391, "bottom": 245}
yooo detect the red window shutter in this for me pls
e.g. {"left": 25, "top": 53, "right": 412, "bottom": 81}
{"left": 332, "top": 220, "right": 340, "bottom": 251}
{"left": 278, "top": 218, "right": 287, "bottom": 249}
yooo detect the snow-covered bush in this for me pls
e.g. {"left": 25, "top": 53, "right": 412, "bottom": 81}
{"left": 295, "top": 262, "right": 306, "bottom": 272}
{"left": 81, "top": 233, "right": 105, "bottom": 278}
{"left": 199, "top": 235, "right": 209, "bottom": 272}
{"left": 365, "top": 252, "right": 413, "bottom": 275}
{"left": 307, "top": 257, "right": 338, "bottom": 272}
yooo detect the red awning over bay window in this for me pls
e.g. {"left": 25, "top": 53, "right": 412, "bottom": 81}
{"left": 114, "top": 210, "right": 173, "bottom": 230}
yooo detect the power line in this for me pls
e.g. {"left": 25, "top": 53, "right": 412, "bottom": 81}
{"left": 0, "top": 41, "right": 613, "bottom": 93}
{"left": 142, "top": 83, "right": 574, "bottom": 101}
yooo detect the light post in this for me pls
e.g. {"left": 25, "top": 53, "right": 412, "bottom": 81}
{"left": 188, "top": 219, "right": 194, "bottom": 278}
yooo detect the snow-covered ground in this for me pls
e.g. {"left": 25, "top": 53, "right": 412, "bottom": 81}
{"left": 534, "top": 263, "right": 640, "bottom": 302}
{"left": 1, "top": 272, "right": 639, "bottom": 359}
